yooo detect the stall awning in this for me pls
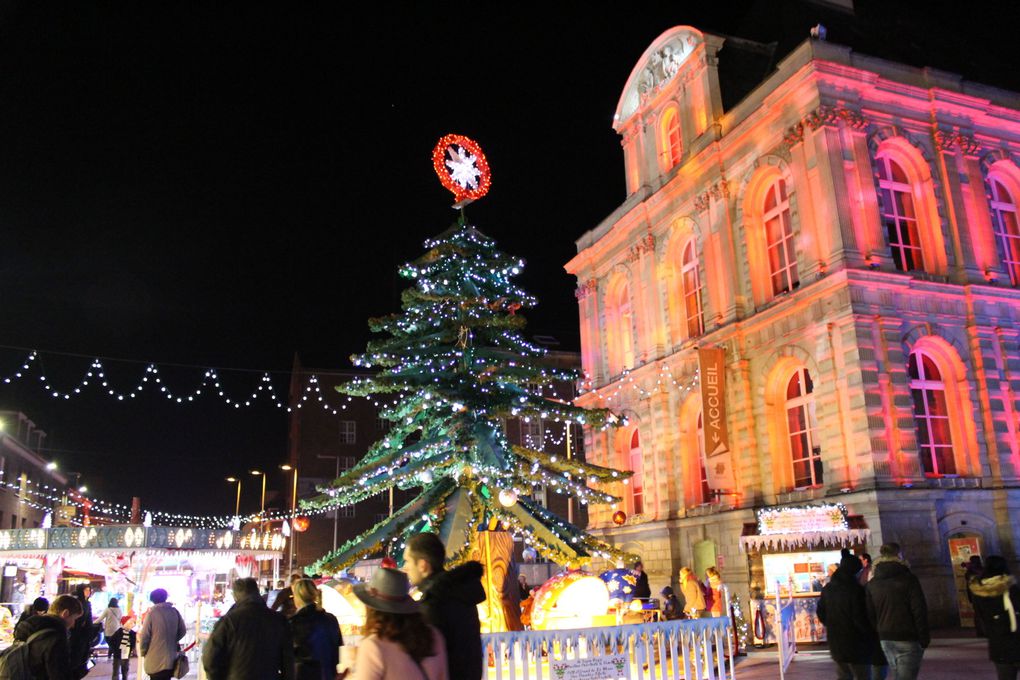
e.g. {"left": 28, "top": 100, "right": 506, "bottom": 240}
{"left": 740, "top": 515, "right": 870, "bottom": 553}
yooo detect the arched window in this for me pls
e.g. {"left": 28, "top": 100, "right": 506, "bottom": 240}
{"left": 662, "top": 108, "right": 682, "bottom": 170}
{"left": 990, "top": 178, "right": 1020, "bottom": 286}
{"left": 908, "top": 350, "right": 955, "bottom": 476}
{"left": 763, "top": 178, "right": 799, "bottom": 295}
{"left": 681, "top": 240, "right": 704, "bottom": 337}
{"left": 606, "top": 278, "right": 635, "bottom": 377}
{"left": 877, "top": 156, "right": 925, "bottom": 272}
{"left": 628, "top": 429, "right": 644, "bottom": 514}
{"left": 786, "top": 367, "right": 821, "bottom": 488}
{"left": 696, "top": 412, "right": 711, "bottom": 503}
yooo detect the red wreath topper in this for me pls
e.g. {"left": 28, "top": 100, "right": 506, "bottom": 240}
{"left": 432, "top": 134, "right": 492, "bottom": 207}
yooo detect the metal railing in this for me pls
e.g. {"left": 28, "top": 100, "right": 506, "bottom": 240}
{"left": 481, "top": 589, "right": 735, "bottom": 679}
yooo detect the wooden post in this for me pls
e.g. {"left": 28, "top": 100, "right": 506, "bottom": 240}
{"left": 470, "top": 531, "right": 522, "bottom": 632}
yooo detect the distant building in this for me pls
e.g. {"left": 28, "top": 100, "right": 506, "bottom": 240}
{"left": 567, "top": 25, "right": 1020, "bottom": 629}
{"left": 0, "top": 411, "right": 67, "bottom": 600}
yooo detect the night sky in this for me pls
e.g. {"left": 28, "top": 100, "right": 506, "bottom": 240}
{"left": 0, "top": 1, "right": 1017, "bottom": 518}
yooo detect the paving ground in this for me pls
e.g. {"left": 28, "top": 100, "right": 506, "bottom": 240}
{"left": 84, "top": 630, "right": 1001, "bottom": 679}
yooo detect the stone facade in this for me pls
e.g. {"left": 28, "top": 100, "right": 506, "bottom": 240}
{"left": 567, "top": 26, "right": 1020, "bottom": 626}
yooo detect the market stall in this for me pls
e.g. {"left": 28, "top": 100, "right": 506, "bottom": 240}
{"left": 740, "top": 502, "right": 870, "bottom": 644}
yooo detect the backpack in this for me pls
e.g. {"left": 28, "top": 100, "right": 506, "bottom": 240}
{"left": 0, "top": 628, "right": 59, "bottom": 679}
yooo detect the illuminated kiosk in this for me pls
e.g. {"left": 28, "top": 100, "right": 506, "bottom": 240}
{"left": 740, "top": 503, "right": 870, "bottom": 644}
{"left": 0, "top": 524, "right": 286, "bottom": 621}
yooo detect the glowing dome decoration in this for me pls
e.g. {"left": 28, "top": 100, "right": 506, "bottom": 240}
{"left": 319, "top": 578, "right": 367, "bottom": 635}
{"left": 599, "top": 567, "right": 639, "bottom": 603}
{"left": 530, "top": 572, "right": 610, "bottom": 631}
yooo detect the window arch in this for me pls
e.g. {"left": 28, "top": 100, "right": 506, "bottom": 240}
{"left": 628, "top": 429, "right": 644, "bottom": 514}
{"left": 605, "top": 276, "right": 635, "bottom": 377}
{"left": 871, "top": 139, "right": 947, "bottom": 276}
{"left": 785, "top": 367, "right": 822, "bottom": 488}
{"left": 681, "top": 240, "right": 704, "bottom": 337}
{"left": 876, "top": 156, "right": 924, "bottom": 272}
{"left": 660, "top": 107, "right": 682, "bottom": 170}
{"left": 764, "top": 177, "right": 799, "bottom": 295}
{"left": 908, "top": 350, "right": 955, "bottom": 476}
{"left": 989, "top": 177, "right": 1020, "bottom": 286}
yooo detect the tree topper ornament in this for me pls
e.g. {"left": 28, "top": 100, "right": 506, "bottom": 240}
{"left": 432, "top": 134, "right": 492, "bottom": 208}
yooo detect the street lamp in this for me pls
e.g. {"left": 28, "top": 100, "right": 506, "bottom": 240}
{"left": 250, "top": 470, "right": 266, "bottom": 519}
{"left": 226, "top": 477, "right": 242, "bottom": 517}
{"left": 280, "top": 464, "right": 298, "bottom": 573}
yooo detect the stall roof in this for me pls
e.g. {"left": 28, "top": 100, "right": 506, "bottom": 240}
{"left": 740, "top": 515, "right": 870, "bottom": 553}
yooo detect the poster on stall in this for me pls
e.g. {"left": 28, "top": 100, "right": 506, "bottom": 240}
{"left": 699, "top": 347, "right": 735, "bottom": 490}
{"left": 549, "top": 655, "right": 627, "bottom": 679}
{"left": 948, "top": 536, "right": 982, "bottom": 628}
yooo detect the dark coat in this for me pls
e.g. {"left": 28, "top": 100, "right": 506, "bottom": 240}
{"left": 969, "top": 574, "right": 1020, "bottom": 663}
{"left": 13, "top": 613, "right": 73, "bottom": 680}
{"left": 817, "top": 568, "right": 876, "bottom": 663}
{"left": 202, "top": 595, "right": 295, "bottom": 680}
{"left": 106, "top": 628, "right": 137, "bottom": 660}
{"left": 633, "top": 571, "right": 651, "bottom": 599}
{"left": 865, "top": 556, "right": 930, "bottom": 648}
{"left": 289, "top": 605, "right": 341, "bottom": 680}
{"left": 67, "top": 592, "right": 94, "bottom": 679}
{"left": 419, "top": 560, "right": 485, "bottom": 680}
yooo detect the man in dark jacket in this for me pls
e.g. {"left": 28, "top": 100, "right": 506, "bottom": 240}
{"left": 817, "top": 550, "right": 880, "bottom": 680}
{"left": 866, "top": 543, "right": 929, "bottom": 680}
{"left": 12, "top": 594, "right": 83, "bottom": 680}
{"left": 67, "top": 584, "right": 94, "bottom": 679}
{"left": 403, "top": 532, "right": 485, "bottom": 680}
{"left": 202, "top": 577, "right": 295, "bottom": 680}
{"left": 271, "top": 573, "right": 301, "bottom": 618}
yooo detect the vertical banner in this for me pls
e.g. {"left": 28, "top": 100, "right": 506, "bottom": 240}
{"left": 699, "top": 347, "right": 735, "bottom": 490}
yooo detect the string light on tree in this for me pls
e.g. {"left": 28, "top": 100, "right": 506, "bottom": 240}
{"left": 301, "top": 136, "right": 634, "bottom": 574}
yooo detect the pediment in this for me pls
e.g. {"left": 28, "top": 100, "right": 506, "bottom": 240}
{"left": 614, "top": 26, "right": 704, "bottom": 128}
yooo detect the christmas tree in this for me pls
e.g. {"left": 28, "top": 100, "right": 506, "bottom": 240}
{"left": 302, "top": 216, "right": 634, "bottom": 573}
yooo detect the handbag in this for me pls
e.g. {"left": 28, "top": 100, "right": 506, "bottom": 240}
{"left": 172, "top": 651, "right": 189, "bottom": 679}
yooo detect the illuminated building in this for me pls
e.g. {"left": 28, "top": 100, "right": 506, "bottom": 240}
{"left": 567, "top": 25, "right": 1020, "bottom": 627}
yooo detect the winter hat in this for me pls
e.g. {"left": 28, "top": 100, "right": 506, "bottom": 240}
{"left": 660, "top": 586, "right": 674, "bottom": 596}
{"left": 839, "top": 548, "right": 862, "bottom": 573}
{"left": 120, "top": 615, "right": 135, "bottom": 625}
{"left": 353, "top": 567, "right": 419, "bottom": 615}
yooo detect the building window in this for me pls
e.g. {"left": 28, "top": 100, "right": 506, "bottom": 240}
{"left": 376, "top": 417, "right": 391, "bottom": 432}
{"left": 681, "top": 240, "right": 704, "bottom": 337}
{"left": 521, "top": 418, "right": 543, "bottom": 450}
{"left": 877, "top": 156, "right": 925, "bottom": 272}
{"left": 628, "top": 429, "right": 644, "bottom": 515}
{"left": 338, "top": 505, "right": 355, "bottom": 518}
{"left": 339, "top": 456, "right": 356, "bottom": 471}
{"left": 908, "top": 350, "right": 955, "bottom": 476}
{"left": 339, "top": 421, "right": 356, "bottom": 445}
{"left": 764, "top": 178, "right": 799, "bottom": 295}
{"left": 990, "top": 178, "right": 1020, "bottom": 286}
{"left": 661, "top": 108, "right": 682, "bottom": 170}
{"left": 696, "top": 412, "right": 712, "bottom": 504}
{"left": 530, "top": 484, "right": 548, "bottom": 508}
{"left": 606, "top": 278, "right": 635, "bottom": 376}
{"left": 786, "top": 367, "right": 822, "bottom": 488}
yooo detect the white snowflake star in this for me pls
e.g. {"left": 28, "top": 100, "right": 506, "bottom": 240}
{"left": 445, "top": 145, "right": 480, "bottom": 190}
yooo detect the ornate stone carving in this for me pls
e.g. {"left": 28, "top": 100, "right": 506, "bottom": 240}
{"left": 934, "top": 130, "right": 979, "bottom": 155}
{"left": 783, "top": 122, "right": 805, "bottom": 150}
{"left": 803, "top": 105, "right": 867, "bottom": 132}
{"left": 693, "top": 192, "right": 711, "bottom": 213}
{"left": 636, "top": 35, "right": 698, "bottom": 105}
{"left": 574, "top": 278, "right": 597, "bottom": 300}
{"left": 710, "top": 180, "right": 730, "bottom": 201}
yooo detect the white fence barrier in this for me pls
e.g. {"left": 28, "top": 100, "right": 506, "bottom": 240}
{"left": 481, "top": 615, "right": 735, "bottom": 679}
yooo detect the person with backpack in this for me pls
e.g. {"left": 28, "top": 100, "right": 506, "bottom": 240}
{"left": 5, "top": 594, "right": 83, "bottom": 680}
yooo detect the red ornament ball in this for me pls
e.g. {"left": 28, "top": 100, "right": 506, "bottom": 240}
{"left": 292, "top": 516, "right": 310, "bottom": 533}
{"left": 612, "top": 510, "right": 627, "bottom": 526}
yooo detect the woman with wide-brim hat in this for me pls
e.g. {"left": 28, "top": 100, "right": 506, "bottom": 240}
{"left": 350, "top": 567, "right": 448, "bottom": 680}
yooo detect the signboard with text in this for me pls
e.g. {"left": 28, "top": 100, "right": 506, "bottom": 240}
{"left": 757, "top": 504, "right": 849, "bottom": 536}
{"left": 699, "top": 347, "right": 735, "bottom": 490}
{"left": 550, "top": 655, "right": 627, "bottom": 679}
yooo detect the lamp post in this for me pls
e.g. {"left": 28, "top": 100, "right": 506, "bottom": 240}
{"left": 280, "top": 464, "right": 298, "bottom": 573}
{"left": 316, "top": 455, "right": 341, "bottom": 552}
{"left": 250, "top": 470, "right": 267, "bottom": 523}
{"left": 225, "top": 477, "right": 242, "bottom": 517}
